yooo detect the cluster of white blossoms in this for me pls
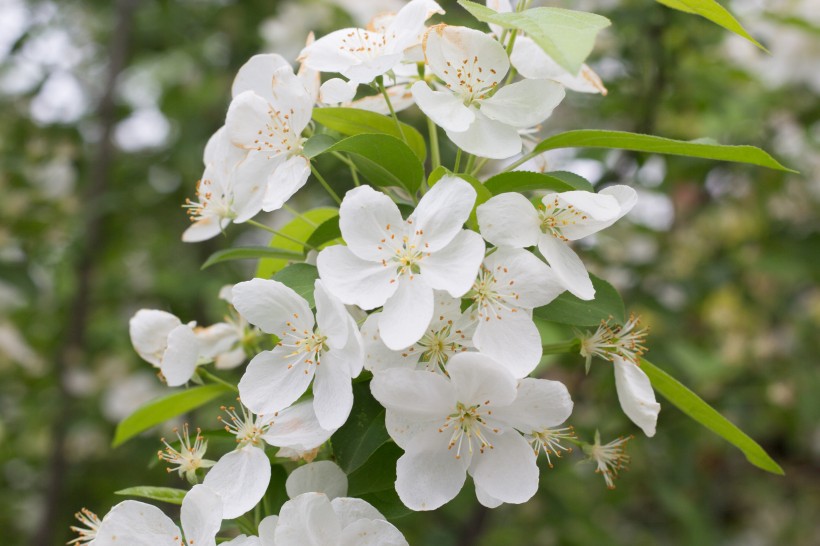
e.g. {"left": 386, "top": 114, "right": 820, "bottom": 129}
{"left": 77, "top": 0, "right": 667, "bottom": 543}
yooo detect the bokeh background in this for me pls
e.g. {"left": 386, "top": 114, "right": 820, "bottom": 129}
{"left": 1, "top": 0, "right": 818, "bottom": 544}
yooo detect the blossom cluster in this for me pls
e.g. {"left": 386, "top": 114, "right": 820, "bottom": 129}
{"left": 75, "top": 0, "right": 663, "bottom": 543}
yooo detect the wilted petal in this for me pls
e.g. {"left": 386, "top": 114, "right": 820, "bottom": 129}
{"left": 613, "top": 356, "right": 660, "bottom": 437}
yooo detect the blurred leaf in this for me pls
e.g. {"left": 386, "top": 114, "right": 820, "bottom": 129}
{"left": 312, "top": 134, "right": 424, "bottom": 194}
{"left": 656, "top": 0, "right": 765, "bottom": 50}
{"left": 113, "top": 384, "right": 233, "bottom": 447}
{"left": 332, "top": 381, "right": 390, "bottom": 474}
{"left": 305, "top": 215, "right": 341, "bottom": 249}
{"left": 201, "top": 247, "right": 304, "bottom": 269}
{"left": 484, "top": 171, "right": 592, "bottom": 195}
{"left": 256, "top": 208, "right": 339, "bottom": 278}
{"left": 115, "top": 486, "right": 187, "bottom": 505}
{"left": 458, "top": 1, "right": 611, "bottom": 74}
{"left": 641, "top": 358, "right": 784, "bottom": 475}
{"left": 533, "top": 130, "right": 796, "bottom": 172}
{"left": 534, "top": 275, "right": 625, "bottom": 326}
{"left": 312, "top": 107, "right": 427, "bottom": 161}
{"left": 347, "top": 442, "right": 403, "bottom": 496}
{"left": 264, "top": 464, "right": 289, "bottom": 515}
{"left": 273, "top": 263, "right": 319, "bottom": 307}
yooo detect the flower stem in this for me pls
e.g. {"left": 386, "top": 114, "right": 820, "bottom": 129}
{"left": 283, "top": 204, "right": 318, "bottom": 227}
{"left": 331, "top": 151, "right": 361, "bottom": 187}
{"left": 310, "top": 164, "right": 343, "bottom": 205}
{"left": 502, "top": 149, "right": 538, "bottom": 173}
{"left": 542, "top": 338, "right": 580, "bottom": 355}
{"left": 471, "top": 157, "right": 490, "bottom": 177}
{"left": 453, "top": 148, "right": 463, "bottom": 173}
{"left": 464, "top": 153, "right": 476, "bottom": 175}
{"left": 377, "top": 77, "right": 407, "bottom": 144}
{"left": 427, "top": 116, "right": 441, "bottom": 172}
{"left": 246, "top": 219, "right": 318, "bottom": 250}
{"left": 199, "top": 369, "right": 239, "bottom": 393}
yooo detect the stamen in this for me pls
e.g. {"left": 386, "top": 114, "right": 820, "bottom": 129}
{"left": 527, "top": 426, "right": 576, "bottom": 468}
{"left": 67, "top": 508, "right": 101, "bottom": 545}
{"left": 584, "top": 431, "right": 633, "bottom": 489}
{"left": 578, "top": 314, "right": 649, "bottom": 370}
{"left": 218, "top": 398, "right": 272, "bottom": 447}
{"left": 158, "top": 423, "right": 213, "bottom": 482}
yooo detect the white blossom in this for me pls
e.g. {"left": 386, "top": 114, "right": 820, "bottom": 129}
{"left": 128, "top": 309, "right": 199, "bottom": 387}
{"left": 157, "top": 423, "right": 215, "bottom": 483}
{"left": 584, "top": 431, "right": 633, "bottom": 489}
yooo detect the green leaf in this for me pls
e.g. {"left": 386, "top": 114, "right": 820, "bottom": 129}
{"left": 347, "top": 442, "right": 403, "bottom": 496}
{"left": 115, "top": 486, "right": 187, "bottom": 505}
{"left": 430, "top": 167, "right": 491, "bottom": 229}
{"left": 256, "top": 207, "right": 339, "bottom": 278}
{"left": 312, "top": 134, "right": 424, "bottom": 195}
{"left": 113, "top": 384, "right": 232, "bottom": 447}
{"left": 312, "top": 107, "right": 427, "bottom": 162}
{"left": 332, "top": 381, "right": 390, "bottom": 474}
{"left": 533, "top": 130, "right": 796, "bottom": 172}
{"left": 484, "top": 171, "right": 592, "bottom": 196}
{"left": 548, "top": 171, "right": 596, "bottom": 192}
{"left": 360, "top": 489, "right": 412, "bottom": 519}
{"left": 656, "top": 0, "right": 765, "bottom": 50}
{"left": 640, "top": 358, "right": 784, "bottom": 475}
{"left": 304, "top": 215, "right": 341, "bottom": 250}
{"left": 458, "top": 1, "right": 611, "bottom": 74}
{"left": 303, "top": 133, "right": 338, "bottom": 158}
{"left": 273, "top": 263, "right": 319, "bottom": 307}
{"left": 534, "top": 274, "right": 625, "bottom": 326}
{"left": 201, "top": 247, "right": 304, "bottom": 270}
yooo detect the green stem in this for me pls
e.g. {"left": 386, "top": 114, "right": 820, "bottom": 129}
{"left": 310, "top": 164, "right": 342, "bottom": 205}
{"left": 464, "top": 154, "right": 476, "bottom": 175}
{"left": 502, "top": 149, "right": 538, "bottom": 173}
{"left": 199, "top": 369, "right": 239, "bottom": 393}
{"left": 377, "top": 77, "right": 407, "bottom": 144}
{"left": 542, "top": 339, "right": 580, "bottom": 355}
{"left": 427, "top": 116, "right": 441, "bottom": 173}
{"left": 332, "top": 151, "right": 361, "bottom": 187}
{"left": 247, "top": 219, "right": 318, "bottom": 250}
{"left": 471, "top": 157, "right": 490, "bottom": 177}
{"left": 504, "top": 29, "right": 519, "bottom": 86}
{"left": 453, "top": 148, "right": 463, "bottom": 173}
{"left": 283, "top": 204, "right": 317, "bottom": 227}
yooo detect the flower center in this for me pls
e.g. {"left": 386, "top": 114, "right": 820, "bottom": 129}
{"left": 441, "top": 56, "right": 501, "bottom": 103}
{"left": 158, "top": 423, "right": 210, "bottom": 480}
{"left": 439, "top": 401, "right": 499, "bottom": 459}
{"left": 219, "top": 402, "right": 271, "bottom": 447}
{"left": 184, "top": 178, "right": 236, "bottom": 223}
{"left": 417, "top": 323, "right": 466, "bottom": 373}
{"left": 538, "top": 198, "right": 588, "bottom": 241}
{"left": 252, "top": 106, "right": 301, "bottom": 157}
{"left": 527, "top": 426, "right": 576, "bottom": 468}
{"left": 579, "top": 315, "right": 648, "bottom": 368}
{"left": 279, "top": 316, "right": 328, "bottom": 373}
{"left": 69, "top": 508, "right": 101, "bottom": 545}
{"left": 468, "top": 265, "right": 519, "bottom": 321}
{"left": 338, "top": 28, "right": 388, "bottom": 61}
{"left": 584, "top": 433, "right": 633, "bottom": 489}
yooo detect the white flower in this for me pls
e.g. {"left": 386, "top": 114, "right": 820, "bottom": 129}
{"left": 232, "top": 278, "right": 364, "bottom": 430}
{"left": 584, "top": 431, "right": 633, "bottom": 489}
{"left": 129, "top": 309, "right": 200, "bottom": 387}
{"left": 225, "top": 55, "right": 315, "bottom": 212}
{"left": 317, "top": 177, "right": 485, "bottom": 350}
{"left": 466, "top": 247, "right": 565, "bottom": 378}
{"left": 477, "top": 186, "right": 638, "bottom": 300}
{"left": 360, "top": 291, "right": 474, "bottom": 373}
{"left": 411, "top": 24, "right": 565, "bottom": 159}
{"left": 285, "top": 460, "right": 349, "bottom": 500}
{"left": 300, "top": 0, "right": 443, "bottom": 87}
{"left": 158, "top": 423, "right": 215, "bottom": 483}
{"left": 183, "top": 127, "right": 268, "bottom": 242}
{"left": 371, "top": 352, "right": 573, "bottom": 510}
{"left": 93, "top": 484, "right": 223, "bottom": 546}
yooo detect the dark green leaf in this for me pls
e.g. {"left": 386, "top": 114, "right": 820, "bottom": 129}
{"left": 312, "top": 107, "right": 427, "bottom": 161}
{"left": 273, "top": 263, "right": 319, "bottom": 308}
{"left": 640, "top": 358, "right": 784, "bottom": 475}
{"left": 113, "top": 384, "right": 233, "bottom": 447}
{"left": 533, "top": 130, "right": 796, "bottom": 172}
{"left": 359, "top": 489, "right": 412, "bottom": 519}
{"left": 484, "top": 171, "right": 590, "bottom": 196}
{"left": 115, "top": 486, "right": 187, "bottom": 505}
{"left": 534, "top": 274, "right": 625, "bottom": 326}
{"left": 202, "top": 247, "right": 304, "bottom": 270}
{"left": 547, "top": 171, "right": 596, "bottom": 192}
{"left": 304, "top": 215, "right": 341, "bottom": 250}
{"left": 347, "top": 442, "right": 402, "bottom": 496}
{"left": 656, "top": 0, "right": 765, "bottom": 50}
{"left": 332, "top": 381, "right": 390, "bottom": 474}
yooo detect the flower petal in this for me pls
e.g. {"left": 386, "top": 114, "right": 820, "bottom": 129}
{"left": 410, "top": 81, "right": 474, "bottom": 132}
{"left": 129, "top": 309, "right": 181, "bottom": 367}
{"left": 476, "top": 192, "right": 541, "bottom": 248}
{"left": 180, "top": 484, "right": 223, "bottom": 546}
{"left": 541, "top": 190, "right": 620, "bottom": 241}
{"left": 371, "top": 367, "right": 455, "bottom": 420}
{"left": 510, "top": 36, "right": 607, "bottom": 94}
{"left": 472, "top": 311, "right": 542, "bottom": 378}
{"left": 493, "top": 378, "right": 573, "bottom": 432}
{"left": 446, "top": 109, "right": 522, "bottom": 159}
{"left": 468, "top": 430, "right": 538, "bottom": 505}
{"left": 94, "top": 502, "right": 179, "bottom": 546}
{"left": 379, "top": 276, "right": 434, "bottom": 350}
{"left": 361, "top": 312, "right": 416, "bottom": 372}
{"left": 423, "top": 25, "right": 508, "bottom": 94}
{"left": 330, "top": 497, "right": 385, "bottom": 527}
{"left": 238, "top": 347, "right": 315, "bottom": 416}
{"left": 480, "top": 78, "right": 565, "bottom": 128}
{"left": 203, "top": 446, "right": 271, "bottom": 519}
{"left": 537, "top": 234, "right": 595, "bottom": 300}
{"left": 312, "top": 351, "right": 354, "bottom": 430}
{"left": 261, "top": 155, "right": 310, "bottom": 213}
{"left": 259, "top": 515, "right": 279, "bottom": 546}
{"left": 316, "top": 246, "right": 398, "bottom": 309}
{"left": 483, "top": 247, "right": 565, "bottom": 309}
{"left": 161, "top": 324, "right": 200, "bottom": 387}
{"left": 446, "top": 352, "right": 518, "bottom": 407}
{"left": 613, "top": 356, "right": 660, "bottom": 437}
{"left": 410, "top": 175, "right": 476, "bottom": 251}
{"left": 314, "top": 279, "right": 353, "bottom": 348}
{"left": 339, "top": 519, "right": 409, "bottom": 546}
{"left": 286, "top": 461, "right": 348, "bottom": 500}
{"left": 232, "top": 53, "right": 292, "bottom": 102}
{"left": 232, "top": 278, "right": 314, "bottom": 335}
{"left": 419, "top": 230, "right": 485, "bottom": 298}
{"left": 319, "top": 77, "right": 358, "bottom": 104}
{"left": 474, "top": 483, "right": 504, "bottom": 509}
{"left": 276, "top": 492, "right": 342, "bottom": 546}
{"left": 182, "top": 216, "right": 230, "bottom": 243}
{"left": 263, "top": 399, "right": 334, "bottom": 453}
{"left": 338, "top": 185, "right": 404, "bottom": 262}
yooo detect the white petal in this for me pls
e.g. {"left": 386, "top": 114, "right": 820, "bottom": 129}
{"left": 410, "top": 175, "right": 476, "bottom": 252}
{"left": 180, "top": 484, "right": 223, "bottom": 546}
{"left": 203, "top": 446, "right": 271, "bottom": 519}
{"left": 215, "top": 346, "right": 247, "bottom": 370}
{"left": 330, "top": 497, "right": 385, "bottom": 527}
{"left": 542, "top": 190, "right": 621, "bottom": 241}
{"left": 352, "top": 84, "right": 415, "bottom": 115}
{"left": 224, "top": 537, "right": 262, "bottom": 546}
{"left": 446, "top": 109, "right": 522, "bottom": 159}
{"left": 238, "top": 347, "right": 315, "bottom": 416}
{"left": 94, "top": 501, "right": 179, "bottom": 546}
{"left": 226, "top": 90, "right": 275, "bottom": 150}
{"left": 472, "top": 312, "right": 542, "bottom": 378}
{"left": 410, "top": 81, "right": 474, "bottom": 132}
{"left": 232, "top": 278, "right": 314, "bottom": 335}
{"left": 370, "top": 367, "right": 455, "bottom": 420}
{"left": 446, "top": 352, "right": 517, "bottom": 407}
{"left": 361, "top": 313, "right": 415, "bottom": 372}
{"left": 510, "top": 37, "right": 608, "bottom": 95}
{"left": 480, "top": 78, "right": 565, "bottom": 128}
{"left": 275, "top": 492, "right": 342, "bottom": 546}
{"left": 259, "top": 515, "right": 279, "bottom": 546}
{"left": 379, "top": 276, "right": 434, "bottom": 350}
{"left": 339, "top": 185, "right": 404, "bottom": 262}
{"left": 388, "top": 0, "right": 445, "bottom": 52}
{"left": 161, "top": 324, "right": 200, "bottom": 387}
{"left": 262, "top": 155, "right": 311, "bottom": 213}
{"left": 263, "top": 399, "right": 334, "bottom": 453}
{"left": 232, "top": 53, "right": 292, "bottom": 102}
{"left": 613, "top": 356, "right": 660, "bottom": 437}
{"left": 286, "top": 461, "right": 348, "bottom": 500}
{"left": 316, "top": 246, "right": 398, "bottom": 309}
{"left": 468, "top": 430, "right": 538, "bottom": 505}
{"left": 395, "top": 427, "right": 468, "bottom": 511}
{"left": 314, "top": 279, "right": 353, "bottom": 348}
{"left": 319, "top": 78, "right": 357, "bottom": 104}
{"left": 129, "top": 309, "right": 181, "bottom": 367}
{"left": 195, "top": 322, "right": 238, "bottom": 361}
{"left": 476, "top": 192, "right": 541, "bottom": 248}
{"left": 385, "top": 411, "right": 441, "bottom": 451}
{"left": 600, "top": 184, "right": 638, "bottom": 217}
{"left": 493, "top": 378, "right": 573, "bottom": 432}
{"left": 182, "top": 216, "right": 230, "bottom": 243}
{"left": 419, "top": 230, "right": 485, "bottom": 297}
{"left": 312, "top": 352, "right": 354, "bottom": 430}
{"left": 423, "top": 25, "right": 508, "bottom": 95}
{"left": 483, "top": 247, "right": 565, "bottom": 309}
{"left": 204, "top": 125, "right": 245, "bottom": 169}
{"left": 537, "top": 235, "right": 595, "bottom": 300}
{"left": 474, "top": 484, "right": 504, "bottom": 508}
{"left": 339, "top": 519, "right": 408, "bottom": 546}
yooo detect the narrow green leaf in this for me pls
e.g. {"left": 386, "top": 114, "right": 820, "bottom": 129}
{"left": 640, "top": 358, "right": 784, "bottom": 475}
{"left": 332, "top": 382, "right": 390, "bottom": 474}
{"left": 115, "top": 486, "right": 187, "bottom": 505}
{"left": 458, "top": 1, "right": 610, "bottom": 74}
{"left": 656, "top": 0, "right": 765, "bottom": 50}
{"left": 484, "top": 171, "right": 592, "bottom": 196}
{"left": 304, "top": 215, "right": 341, "bottom": 250}
{"left": 534, "top": 274, "right": 625, "bottom": 326}
{"left": 534, "top": 130, "right": 796, "bottom": 172}
{"left": 256, "top": 207, "right": 339, "bottom": 278}
{"left": 201, "top": 247, "right": 304, "bottom": 270}
{"left": 313, "top": 134, "right": 424, "bottom": 194}
{"left": 113, "top": 384, "right": 232, "bottom": 447}
{"left": 312, "top": 107, "right": 427, "bottom": 162}
{"left": 273, "top": 263, "right": 319, "bottom": 308}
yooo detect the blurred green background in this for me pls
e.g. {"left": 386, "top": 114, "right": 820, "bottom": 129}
{"left": 1, "top": 0, "right": 818, "bottom": 544}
